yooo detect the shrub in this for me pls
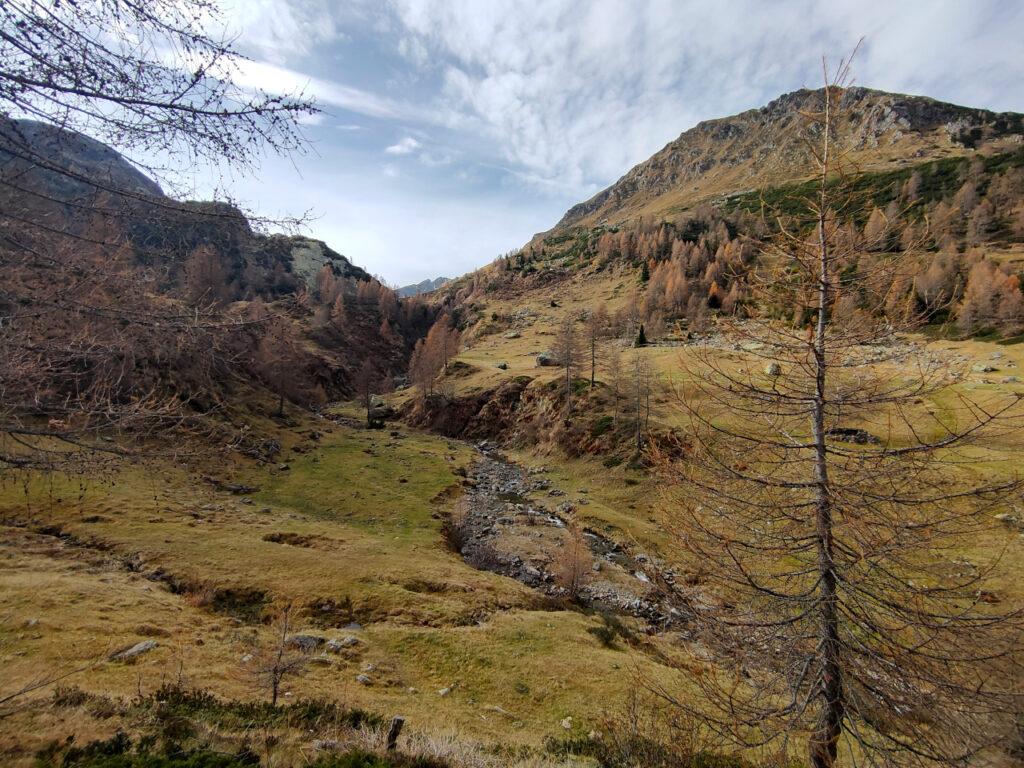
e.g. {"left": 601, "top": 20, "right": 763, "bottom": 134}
{"left": 311, "top": 750, "right": 448, "bottom": 768}
{"left": 586, "top": 612, "right": 635, "bottom": 649}
{"left": 36, "top": 732, "right": 260, "bottom": 767}
{"left": 591, "top": 416, "right": 615, "bottom": 438}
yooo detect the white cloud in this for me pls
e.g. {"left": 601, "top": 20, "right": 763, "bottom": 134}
{"left": 390, "top": 0, "right": 1024, "bottom": 199}
{"left": 384, "top": 136, "right": 423, "bottom": 154}
{"left": 229, "top": 59, "right": 423, "bottom": 121}
{"left": 219, "top": 0, "right": 343, "bottom": 64}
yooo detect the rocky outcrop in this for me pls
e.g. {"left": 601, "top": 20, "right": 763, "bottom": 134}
{"left": 403, "top": 377, "right": 533, "bottom": 439}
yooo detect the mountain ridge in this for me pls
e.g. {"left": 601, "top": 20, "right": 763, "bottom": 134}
{"left": 547, "top": 86, "right": 1024, "bottom": 237}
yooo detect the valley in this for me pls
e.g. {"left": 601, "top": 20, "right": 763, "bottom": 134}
{"left": 3, "top": 6, "right": 1024, "bottom": 764}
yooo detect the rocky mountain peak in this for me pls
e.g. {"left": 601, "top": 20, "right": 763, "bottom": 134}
{"left": 554, "top": 87, "right": 1024, "bottom": 231}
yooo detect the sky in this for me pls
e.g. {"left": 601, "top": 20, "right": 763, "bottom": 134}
{"left": 190, "top": 0, "right": 1024, "bottom": 286}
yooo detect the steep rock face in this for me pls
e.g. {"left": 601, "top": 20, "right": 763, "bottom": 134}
{"left": 555, "top": 87, "right": 1024, "bottom": 230}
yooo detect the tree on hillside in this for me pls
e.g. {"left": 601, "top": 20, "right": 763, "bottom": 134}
{"left": 409, "top": 314, "right": 460, "bottom": 396}
{"left": 604, "top": 342, "right": 625, "bottom": 423}
{"left": 553, "top": 521, "right": 591, "bottom": 602}
{"left": 585, "top": 304, "right": 609, "bottom": 388}
{"left": 554, "top": 315, "right": 583, "bottom": 417}
{"left": 248, "top": 307, "right": 311, "bottom": 417}
{"left": 352, "top": 359, "right": 392, "bottom": 427}
{"left": 249, "top": 604, "right": 307, "bottom": 707}
{"left": 629, "top": 351, "right": 653, "bottom": 455}
{"left": 657, "top": 55, "right": 1023, "bottom": 768}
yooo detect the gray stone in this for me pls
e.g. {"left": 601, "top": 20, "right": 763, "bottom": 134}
{"left": 326, "top": 636, "right": 360, "bottom": 653}
{"left": 286, "top": 634, "right": 325, "bottom": 652}
{"left": 764, "top": 362, "right": 782, "bottom": 377}
{"left": 110, "top": 640, "right": 158, "bottom": 661}
{"left": 355, "top": 674, "right": 372, "bottom": 685}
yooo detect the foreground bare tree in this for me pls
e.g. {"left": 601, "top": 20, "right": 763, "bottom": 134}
{"left": 657, "top": 55, "right": 1024, "bottom": 767}
{"left": 0, "top": 0, "right": 317, "bottom": 475}
{"left": 249, "top": 604, "right": 307, "bottom": 706}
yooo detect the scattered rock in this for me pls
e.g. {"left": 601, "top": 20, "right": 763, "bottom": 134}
{"left": 502, "top": 331, "right": 521, "bottom": 339}
{"left": 561, "top": 717, "right": 573, "bottom": 730}
{"left": 326, "top": 636, "right": 360, "bottom": 653}
{"left": 356, "top": 674, "right": 372, "bottom": 685}
{"left": 764, "top": 362, "right": 782, "bottom": 377}
{"left": 972, "top": 363, "right": 997, "bottom": 373}
{"left": 286, "top": 634, "right": 325, "bottom": 652}
{"left": 110, "top": 640, "right": 158, "bottom": 661}
{"left": 536, "top": 351, "right": 557, "bottom": 367}
{"left": 496, "top": 362, "right": 509, "bottom": 370}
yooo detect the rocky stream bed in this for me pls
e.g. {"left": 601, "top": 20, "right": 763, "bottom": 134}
{"left": 455, "top": 442, "right": 687, "bottom": 628}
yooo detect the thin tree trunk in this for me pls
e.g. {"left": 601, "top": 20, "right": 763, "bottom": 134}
{"left": 565, "top": 360, "right": 573, "bottom": 417}
{"left": 590, "top": 338, "right": 596, "bottom": 388}
{"left": 635, "top": 361, "right": 642, "bottom": 453}
{"left": 808, "top": 82, "right": 844, "bottom": 768}
{"left": 276, "top": 392, "right": 284, "bottom": 417}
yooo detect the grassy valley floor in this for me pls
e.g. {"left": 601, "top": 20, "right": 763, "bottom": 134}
{"left": 0, "top": 420, "right": 695, "bottom": 767}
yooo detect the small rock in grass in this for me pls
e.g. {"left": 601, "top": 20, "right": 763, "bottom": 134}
{"left": 356, "top": 674, "right": 372, "bottom": 685}
{"left": 286, "top": 634, "right": 325, "bottom": 652}
{"left": 110, "top": 640, "right": 158, "bottom": 661}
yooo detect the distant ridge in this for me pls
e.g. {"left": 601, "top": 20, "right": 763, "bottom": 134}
{"left": 397, "top": 276, "right": 451, "bottom": 297}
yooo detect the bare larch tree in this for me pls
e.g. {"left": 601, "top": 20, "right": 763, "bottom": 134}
{"left": 554, "top": 314, "right": 582, "bottom": 418}
{"left": 657, "top": 54, "right": 1024, "bottom": 768}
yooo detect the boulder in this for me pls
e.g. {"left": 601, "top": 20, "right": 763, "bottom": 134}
{"left": 764, "top": 362, "right": 782, "bottom": 377}
{"left": 536, "top": 351, "right": 557, "bottom": 367}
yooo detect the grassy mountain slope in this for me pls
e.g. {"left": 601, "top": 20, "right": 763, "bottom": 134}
{"left": 548, "top": 87, "right": 1024, "bottom": 234}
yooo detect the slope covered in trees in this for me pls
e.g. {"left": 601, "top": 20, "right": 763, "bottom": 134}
{"left": 439, "top": 90, "right": 1024, "bottom": 342}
